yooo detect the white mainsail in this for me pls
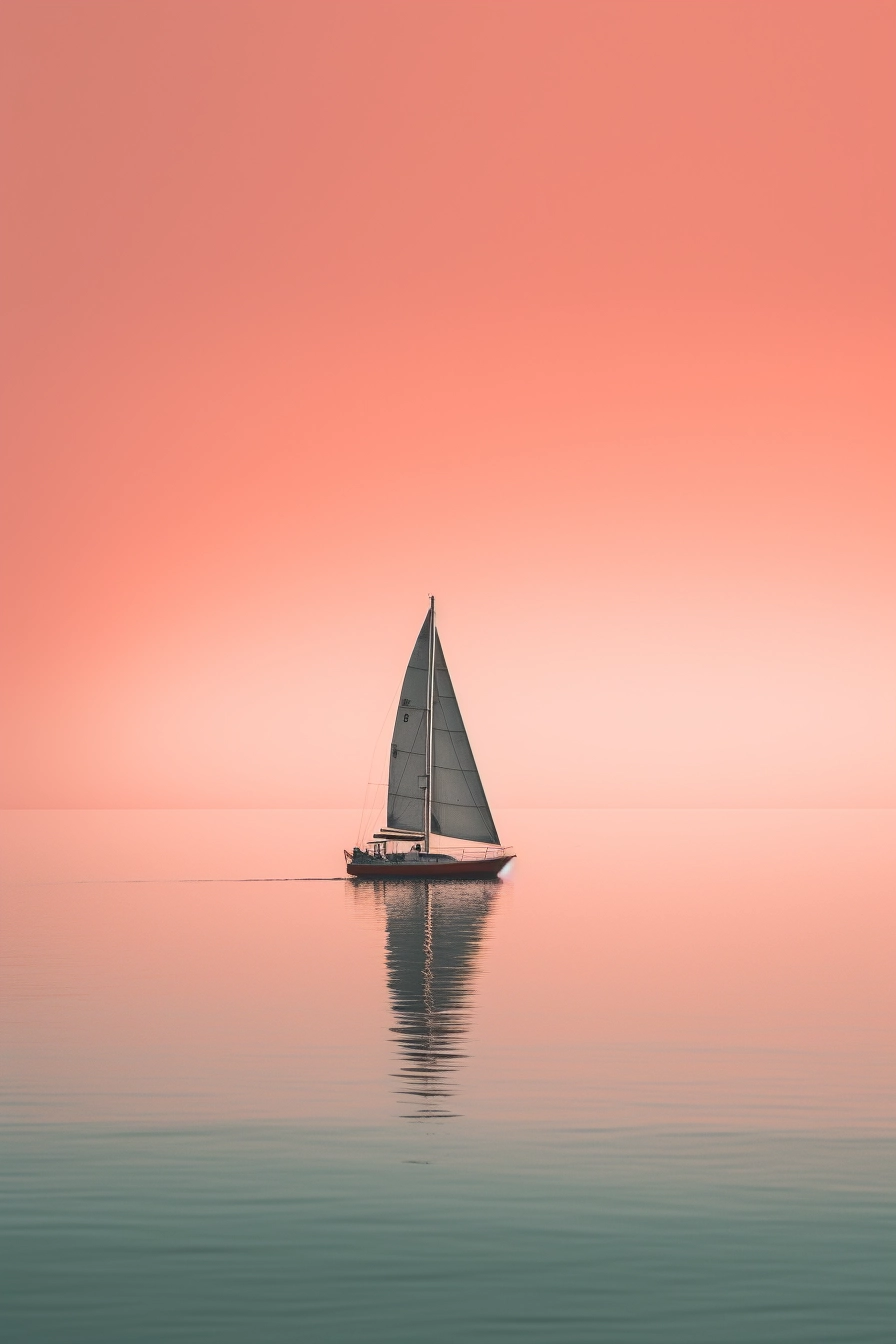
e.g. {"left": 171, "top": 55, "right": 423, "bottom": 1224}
{"left": 386, "top": 617, "right": 430, "bottom": 835}
{"left": 387, "top": 610, "right": 500, "bottom": 846}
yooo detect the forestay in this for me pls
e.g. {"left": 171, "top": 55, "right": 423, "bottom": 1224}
{"left": 387, "top": 612, "right": 500, "bottom": 845}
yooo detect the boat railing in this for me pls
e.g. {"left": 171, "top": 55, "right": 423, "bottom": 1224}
{"left": 365, "top": 842, "right": 514, "bottom": 862}
{"left": 439, "top": 845, "right": 514, "bottom": 861}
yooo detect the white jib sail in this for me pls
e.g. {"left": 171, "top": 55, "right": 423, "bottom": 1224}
{"left": 387, "top": 612, "right": 500, "bottom": 845}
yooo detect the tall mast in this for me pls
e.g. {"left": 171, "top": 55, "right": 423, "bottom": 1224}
{"left": 423, "top": 595, "right": 435, "bottom": 852}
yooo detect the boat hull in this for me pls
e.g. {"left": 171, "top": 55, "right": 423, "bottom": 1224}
{"left": 347, "top": 855, "right": 513, "bottom": 879}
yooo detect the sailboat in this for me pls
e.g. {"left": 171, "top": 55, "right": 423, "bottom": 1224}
{"left": 345, "top": 598, "right": 514, "bottom": 878}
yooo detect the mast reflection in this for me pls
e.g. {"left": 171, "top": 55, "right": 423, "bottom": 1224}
{"left": 356, "top": 879, "right": 497, "bottom": 1120}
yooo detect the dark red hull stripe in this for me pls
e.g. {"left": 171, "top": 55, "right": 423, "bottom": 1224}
{"left": 346, "top": 856, "right": 512, "bottom": 878}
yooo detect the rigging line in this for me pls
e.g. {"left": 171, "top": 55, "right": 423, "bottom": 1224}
{"left": 360, "top": 760, "right": 390, "bottom": 845}
{"left": 359, "top": 781, "right": 387, "bottom": 841}
{"left": 357, "top": 674, "right": 403, "bottom": 844}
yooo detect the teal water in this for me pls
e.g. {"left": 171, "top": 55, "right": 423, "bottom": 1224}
{"left": 1, "top": 809, "right": 894, "bottom": 1341}
{"left": 4, "top": 1125, "right": 895, "bottom": 1343}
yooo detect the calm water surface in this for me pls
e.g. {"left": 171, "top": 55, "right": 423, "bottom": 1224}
{"left": 1, "top": 809, "right": 894, "bottom": 1341}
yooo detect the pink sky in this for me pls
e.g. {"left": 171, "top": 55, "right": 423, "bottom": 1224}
{"left": 1, "top": 0, "right": 894, "bottom": 807}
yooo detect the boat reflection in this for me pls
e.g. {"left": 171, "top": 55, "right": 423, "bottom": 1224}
{"left": 354, "top": 879, "right": 497, "bottom": 1120}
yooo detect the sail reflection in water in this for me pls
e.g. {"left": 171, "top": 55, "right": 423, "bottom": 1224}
{"left": 356, "top": 879, "right": 497, "bottom": 1120}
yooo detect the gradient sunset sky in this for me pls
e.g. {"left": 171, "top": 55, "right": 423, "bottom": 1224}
{"left": 1, "top": 0, "right": 893, "bottom": 808}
